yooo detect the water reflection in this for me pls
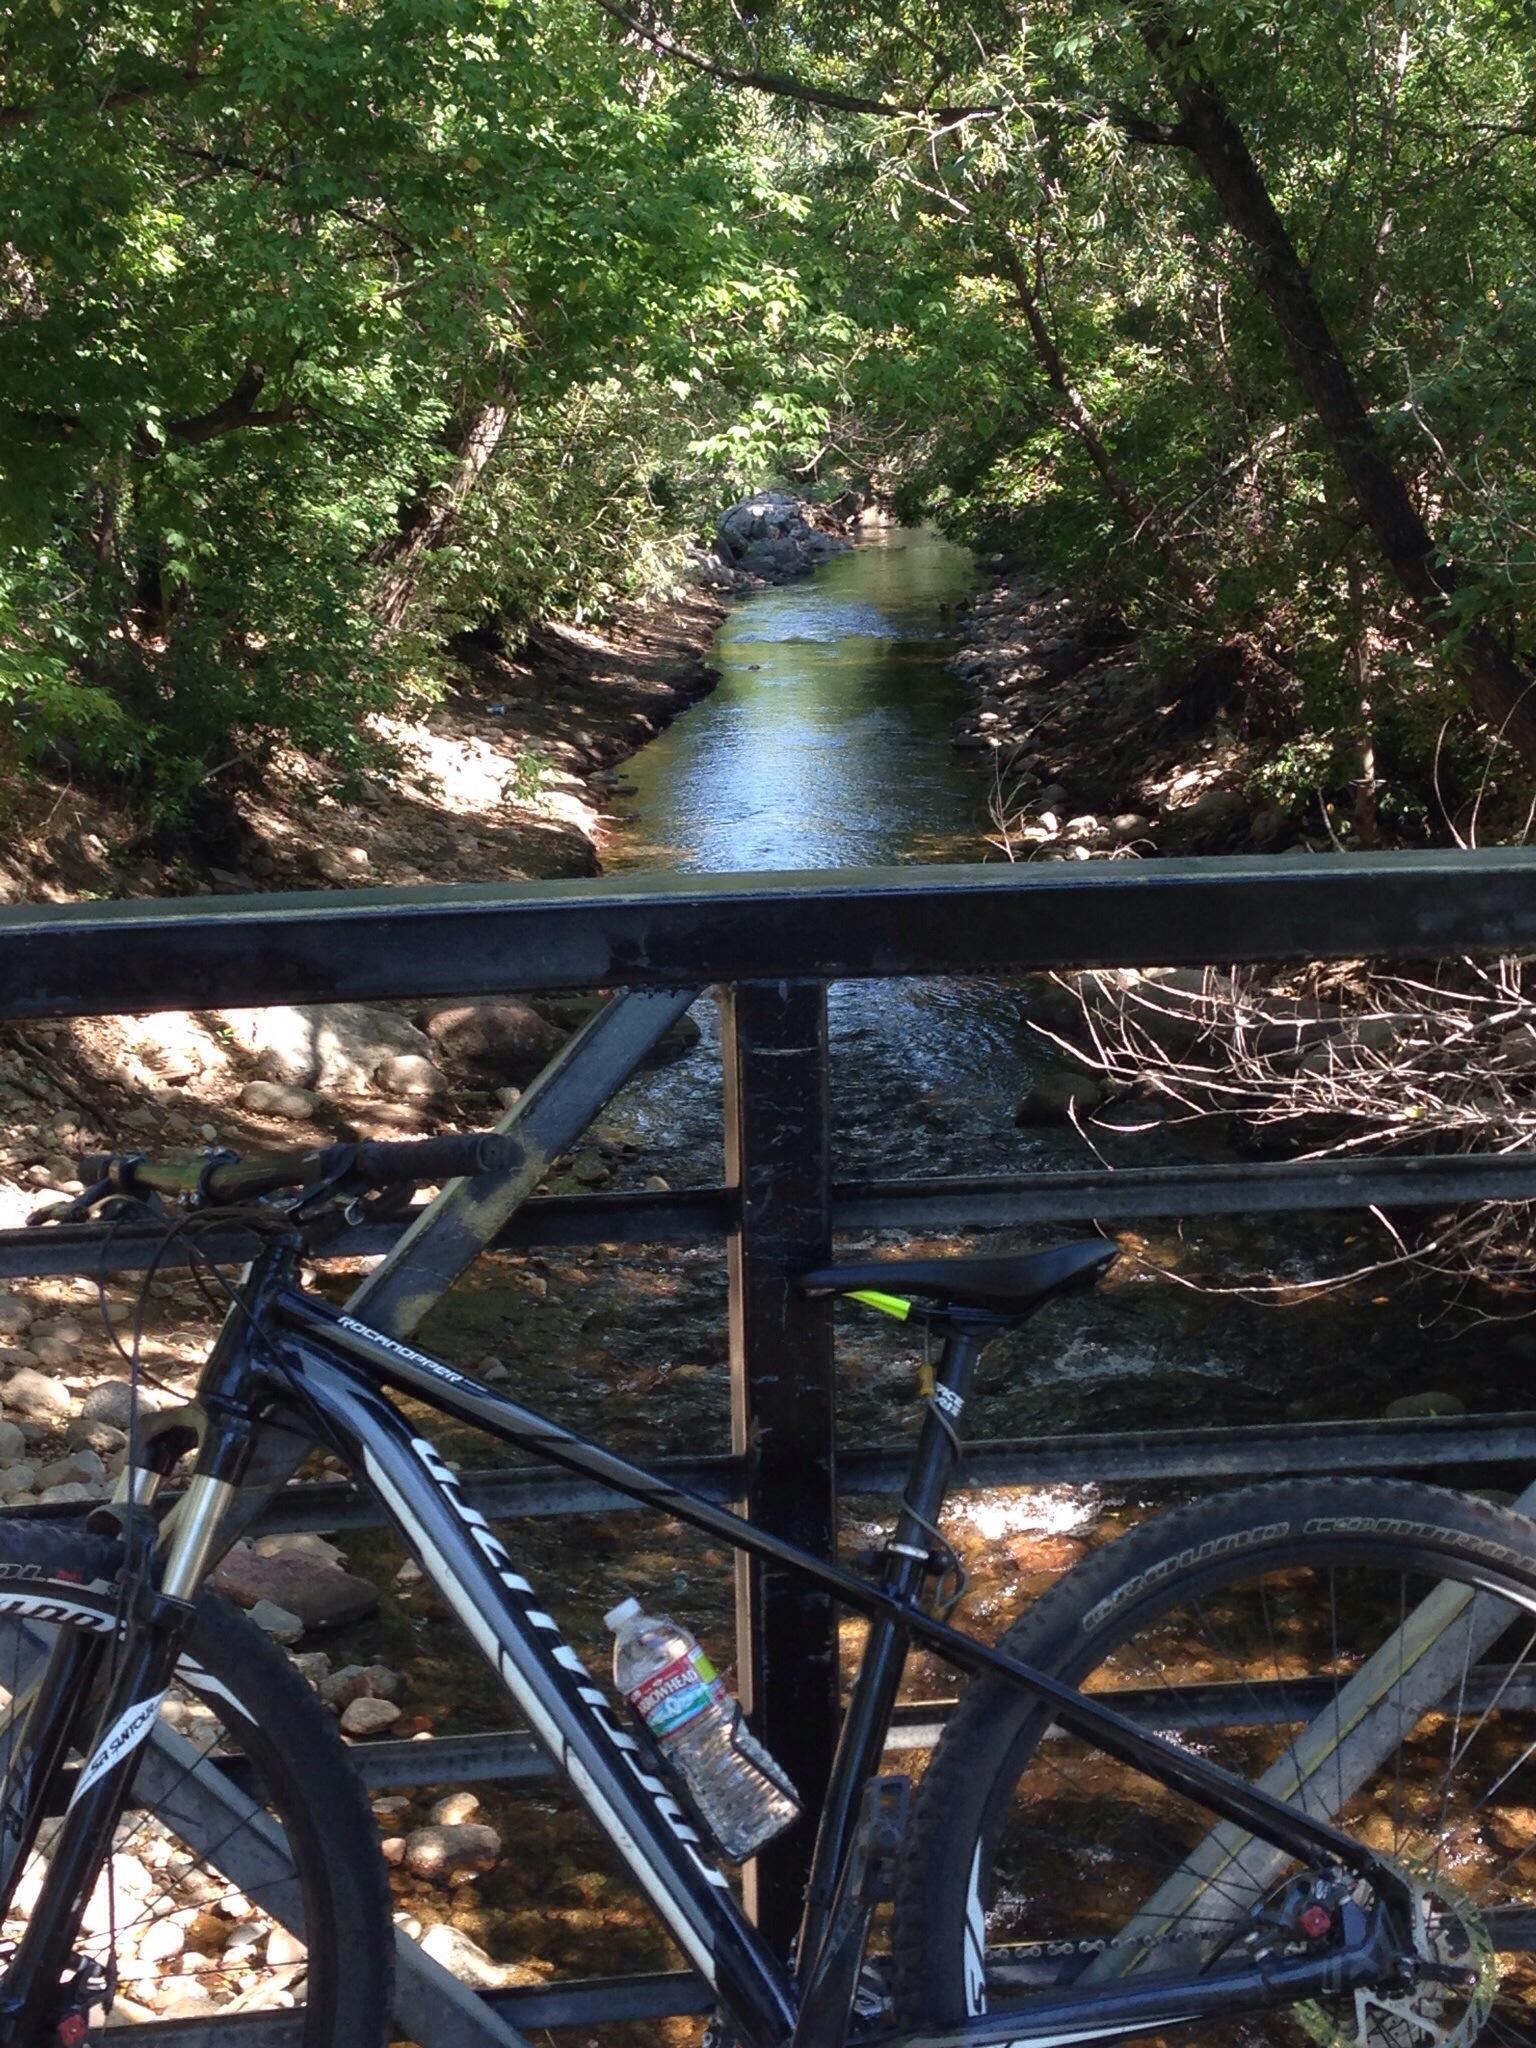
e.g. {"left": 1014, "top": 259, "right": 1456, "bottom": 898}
{"left": 605, "top": 528, "right": 1050, "bottom": 1176}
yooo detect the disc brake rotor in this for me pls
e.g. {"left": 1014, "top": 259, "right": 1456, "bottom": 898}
{"left": 1296, "top": 1855, "right": 1497, "bottom": 2048}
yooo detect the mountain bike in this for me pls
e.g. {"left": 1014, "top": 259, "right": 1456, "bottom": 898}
{"left": 0, "top": 1129, "right": 1533, "bottom": 2047}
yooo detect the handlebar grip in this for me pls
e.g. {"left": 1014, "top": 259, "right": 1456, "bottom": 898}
{"left": 348, "top": 1133, "right": 525, "bottom": 1184}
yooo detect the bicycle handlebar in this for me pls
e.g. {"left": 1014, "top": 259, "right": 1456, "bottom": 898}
{"left": 78, "top": 1131, "right": 525, "bottom": 1208}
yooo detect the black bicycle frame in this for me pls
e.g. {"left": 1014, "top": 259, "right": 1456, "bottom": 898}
{"left": 208, "top": 1283, "right": 1436, "bottom": 2048}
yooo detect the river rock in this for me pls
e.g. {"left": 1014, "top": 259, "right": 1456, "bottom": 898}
{"left": 321, "top": 1662, "right": 401, "bottom": 1710}
{"left": 401, "top": 1821, "right": 501, "bottom": 1881}
{"left": 0, "top": 1420, "right": 25, "bottom": 1466}
{"left": 1015, "top": 1071, "right": 1107, "bottom": 1126}
{"left": 423, "top": 1001, "right": 566, "bottom": 1083}
{"left": 429, "top": 1790, "right": 481, "bottom": 1826}
{"left": 3, "top": 1369, "right": 73, "bottom": 1423}
{"left": 713, "top": 492, "right": 849, "bottom": 581}
{"left": 418, "top": 1923, "right": 540, "bottom": 1988}
{"left": 0, "top": 1297, "right": 32, "bottom": 1339}
{"left": 248, "top": 1600, "right": 305, "bottom": 1644}
{"left": 1385, "top": 1390, "right": 1466, "bottom": 1420}
{"left": 66, "top": 1420, "right": 127, "bottom": 1458}
{"left": 79, "top": 1380, "right": 175, "bottom": 1431}
{"left": 339, "top": 1696, "right": 400, "bottom": 1738}
{"left": 372, "top": 1052, "right": 449, "bottom": 1101}
{"left": 219, "top": 1003, "right": 436, "bottom": 1095}
{"left": 211, "top": 1539, "right": 380, "bottom": 1628}
{"left": 0, "top": 1464, "right": 37, "bottom": 1499}
{"left": 238, "top": 1080, "right": 318, "bottom": 1120}
{"left": 38, "top": 1448, "right": 104, "bottom": 1489}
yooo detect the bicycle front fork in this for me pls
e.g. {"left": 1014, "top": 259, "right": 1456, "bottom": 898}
{"left": 0, "top": 1466, "right": 240, "bottom": 2044}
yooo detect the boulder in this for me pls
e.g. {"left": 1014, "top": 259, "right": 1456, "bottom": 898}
{"left": 423, "top": 1001, "right": 566, "bottom": 1083}
{"left": 211, "top": 1540, "right": 380, "bottom": 1629}
{"left": 1015, "top": 1069, "right": 1107, "bottom": 1126}
{"left": 220, "top": 1003, "right": 435, "bottom": 1095}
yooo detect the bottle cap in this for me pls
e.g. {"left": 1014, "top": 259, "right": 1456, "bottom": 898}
{"left": 603, "top": 1596, "right": 641, "bottom": 1631}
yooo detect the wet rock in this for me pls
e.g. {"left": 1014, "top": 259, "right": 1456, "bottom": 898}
{"left": 401, "top": 1820, "right": 501, "bottom": 1881}
{"left": 429, "top": 1790, "right": 480, "bottom": 1826}
{"left": 418, "top": 1922, "right": 541, "bottom": 1988}
{"left": 321, "top": 1662, "right": 401, "bottom": 1710}
{"left": 1384, "top": 1390, "right": 1466, "bottom": 1420}
{"left": 340, "top": 1696, "right": 401, "bottom": 1738}
{"left": 238, "top": 1080, "right": 318, "bottom": 1120}
{"left": 423, "top": 1001, "right": 566, "bottom": 1083}
{"left": 1015, "top": 1070, "right": 1107, "bottom": 1126}
{"left": 372, "top": 1052, "right": 449, "bottom": 1101}
{"left": 248, "top": 1600, "right": 305, "bottom": 1643}
{"left": 212, "top": 1539, "right": 380, "bottom": 1629}
{"left": 4, "top": 1369, "right": 73, "bottom": 1423}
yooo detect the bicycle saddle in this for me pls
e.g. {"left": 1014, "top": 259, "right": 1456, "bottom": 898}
{"left": 799, "top": 1240, "right": 1117, "bottom": 1317}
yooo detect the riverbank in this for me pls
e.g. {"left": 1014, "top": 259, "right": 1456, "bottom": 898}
{"left": 949, "top": 574, "right": 1304, "bottom": 857}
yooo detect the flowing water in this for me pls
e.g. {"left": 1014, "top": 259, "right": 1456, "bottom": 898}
{"left": 604, "top": 525, "right": 1051, "bottom": 1180}
{"left": 387, "top": 527, "right": 1518, "bottom": 2006}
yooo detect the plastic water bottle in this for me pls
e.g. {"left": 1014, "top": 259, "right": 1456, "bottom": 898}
{"left": 605, "top": 1597, "right": 800, "bottom": 1862}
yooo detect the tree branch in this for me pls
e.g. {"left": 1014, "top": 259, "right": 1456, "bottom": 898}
{"left": 586, "top": 0, "right": 997, "bottom": 121}
{"left": 134, "top": 363, "right": 297, "bottom": 456}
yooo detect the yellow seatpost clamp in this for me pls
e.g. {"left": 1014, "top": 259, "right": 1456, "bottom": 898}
{"left": 847, "top": 1289, "right": 912, "bottom": 1321}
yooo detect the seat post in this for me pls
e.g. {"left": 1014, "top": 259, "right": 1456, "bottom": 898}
{"left": 881, "top": 1316, "right": 996, "bottom": 1596}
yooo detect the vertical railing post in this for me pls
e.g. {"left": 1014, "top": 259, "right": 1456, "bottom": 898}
{"left": 719, "top": 980, "right": 838, "bottom": 1954}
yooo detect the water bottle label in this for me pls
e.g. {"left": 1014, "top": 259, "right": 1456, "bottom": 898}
{"left": 627, "top": 1648, "right": 725, "bottom": 1739}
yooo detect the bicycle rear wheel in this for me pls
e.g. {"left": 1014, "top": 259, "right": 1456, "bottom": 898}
{"left": 0, "top": 1517, "right": 391, "bottom": 2042}
{"left": 893, "top": 1478, "right": 1536, "bottom": 2048}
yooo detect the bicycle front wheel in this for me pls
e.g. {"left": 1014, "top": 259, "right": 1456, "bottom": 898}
{"left": 0, "top": 1516, "right": 391, "bottom": 2043}
{"left": 893, "top": 1478, "right": 1536, "bottom": 2048}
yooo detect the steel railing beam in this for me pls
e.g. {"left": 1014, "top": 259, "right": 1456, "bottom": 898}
{"left": 8, "top": 849, "right": 1536, "bottom": 1018}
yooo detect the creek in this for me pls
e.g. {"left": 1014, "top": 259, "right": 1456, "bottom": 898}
{"left": 390, "top": 528, "right": 1506, "bottom": 2003}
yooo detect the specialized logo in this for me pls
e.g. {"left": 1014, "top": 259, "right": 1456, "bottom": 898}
{"left": 70, "top": 1693, "right": 167, "bottom": 1806}
{"left": 362, "top": 1434, "right": 730, "bottom": 1983}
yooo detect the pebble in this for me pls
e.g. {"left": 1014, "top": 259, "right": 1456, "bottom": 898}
{"left": 248, "top": 1600, "right": 305, "bottom": 1644}
{"left": 340, "top": 1696, "right": 401, "bottom": 1738}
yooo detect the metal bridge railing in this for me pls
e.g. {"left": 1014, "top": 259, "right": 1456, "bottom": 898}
{"left": 2, "top": 849, "right": 1536, "bottom": 2044}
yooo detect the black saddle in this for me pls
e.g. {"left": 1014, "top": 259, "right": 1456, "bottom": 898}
{"left": 799, "top": 1240, "right": 1117, "bottom": 1319}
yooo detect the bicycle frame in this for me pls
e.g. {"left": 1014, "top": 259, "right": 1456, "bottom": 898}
{"left": 145, "top": 1270, "right": 1435, "bottom": 2048}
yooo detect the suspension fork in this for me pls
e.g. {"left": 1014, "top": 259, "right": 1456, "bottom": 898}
{"left": 0, "top": 1269, "right": 268, "bottom": 2046}
{"left": 793, "top": 1317, "right": 997, "bottom": 2048}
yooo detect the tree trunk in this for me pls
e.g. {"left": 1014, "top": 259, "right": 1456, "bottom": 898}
{"left": 994, "top": 239, "right": 1208, "bottom": 609}
{"left": 1139, "top": 10, "right": 1536, "bottom": 766}
{"left": 373, "top": 399, "right": 511, "bottom": 632}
